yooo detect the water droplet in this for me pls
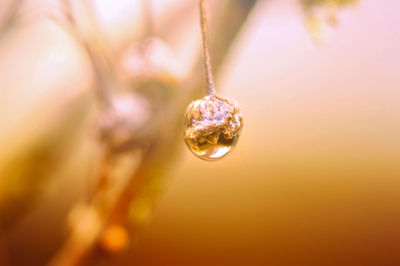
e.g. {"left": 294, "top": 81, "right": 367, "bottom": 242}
{"left": 184, "top": 95, "right": 243, "bottom": 161}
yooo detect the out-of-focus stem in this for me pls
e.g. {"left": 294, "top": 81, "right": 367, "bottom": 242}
{"left": 143, "top": 0, "right": 154, "bottom": 38}
{"left": 209, "top": 0, "right": 259, "bottom": 78}
{"left": 0, "top": 0, "right": 23, "bottom": 37}
{"left": 61, "top": 0, "right": 113, "bottom": 108}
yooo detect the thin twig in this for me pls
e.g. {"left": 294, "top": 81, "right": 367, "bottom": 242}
{"left": 199, "top": 0, "right": 216, "bottom": 96}
{"left": 184, "top": 0, "right": 259, "bottom": 99}
{"left": 61, "top": 0, "right": 113, "bottom": 108}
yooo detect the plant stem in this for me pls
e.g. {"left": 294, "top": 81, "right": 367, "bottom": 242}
{"left": 199, "top": 0, "right": 216, "bottom": 96}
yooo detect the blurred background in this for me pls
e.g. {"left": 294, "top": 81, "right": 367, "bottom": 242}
{"left": 0, "top": 0, "right": 399, "bottom": 265}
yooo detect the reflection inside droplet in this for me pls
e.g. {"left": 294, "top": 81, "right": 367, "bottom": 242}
{"left": 185, "top": 133, "right": 237, "bottom": 160}
{"left": 184, "top": 95, "right": 242, "bottom": 161}
{"left": 209, "top": 146, "right": 231, "bottom": 159}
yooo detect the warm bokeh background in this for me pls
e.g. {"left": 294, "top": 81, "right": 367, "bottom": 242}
{"left": 0, "top": 0, "right": 399, "bottom": 265}
{"left": 129, "top": 0, "right": 400, "bottom": 265}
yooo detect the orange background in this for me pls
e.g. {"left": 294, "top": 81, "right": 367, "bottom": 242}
{"left": 129, "top": 0, "right": 400, "bottom": 265}
{"left": 1, "top": 0, "right": 399, "bottom": 265}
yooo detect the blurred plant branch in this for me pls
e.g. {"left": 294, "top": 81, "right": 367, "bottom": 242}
{"left": 58, "top": 0, "right": 113, "bottom": 108}
{"left": 48, "top": 0, "right": 260, "bottom": 265}
{"left": 0, "top": 0, "right": 23, "bottom": 38}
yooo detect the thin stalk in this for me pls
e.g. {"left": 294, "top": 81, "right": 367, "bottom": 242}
{"left": 199, "top": 0, "right": 216, "bottom": 96}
